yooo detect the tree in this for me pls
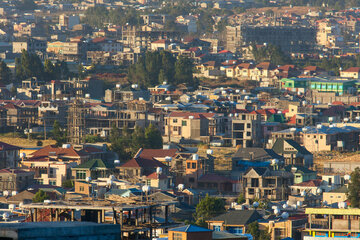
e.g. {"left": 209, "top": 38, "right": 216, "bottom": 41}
{"left": 131, "top": 126, "right": 146, "bottom": 154}
{"left": 194, "top": 195, "right": 226, "bottom": 227}
{"left": 145, "top": 124, "right": 163, "bottom": 149}
{"left": 246, "top": 222, "right": 271, "bottom": 240}
{"left": 109, "top": 124, "right": 131, "bottom": 160}
{"left": 44, "top": 59, "right": 55, "bottom": 81}
{"left": 348, "top": 167, "right": 360, "bottom": 207}
{"left": 174, "top": 56, "right": 195, "bottom": 87}
{"left": 15, "top": 50, "right": 44, "bottom": 80}
{"left": 52, "top": 120, "right": 67, "bottom": 147}
{"left": 32, "top": 190, "right": 49, "bottom": 203}
{"left": 0, "top": 61, "right": 12, "bottom": 84}
{"left": 62, "top": 180, "right": 74, "bottom": 188}
{"left": 236, "top": 193, "right": 245, "bottom": 204}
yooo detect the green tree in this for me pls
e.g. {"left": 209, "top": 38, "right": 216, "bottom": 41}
{"left": 348, "top": 167, "right": 360, "bottom": 207}
{"left": 237, "top": 193, "right": 245, "bottom": 204}
{"left": 131, "top": 126, "right": 146, "bottom": 154}
{"left": 15, "top": 50, "right": 44, "bottom": 80}
{"left": 62, "top": 180, "right": 74, "bottom": 188}
{"left": 32, "top": 190, "right": 49, "bottom": 203}
{"left": 145, "top": 124, "right": 163, "bottom": 149}
{"left": 52, "top": 120, "right": 67, "bottom": 147}
{"left": 174, "top": 56, "right": 195, "bottom": 86}
{"left": 194, "top": 195, "right": 226, "bottom": 227}
{"left": 109, "top": 124, "right": 131, "bottom": 160}
{"left": 246, "top": 222, "right": 271, "bottom": 240}
{"left": 0, "top": 60, "right": 12, "bottom": 84}
{"left": 44, "top": 59, "right": 55, "bottom": 81}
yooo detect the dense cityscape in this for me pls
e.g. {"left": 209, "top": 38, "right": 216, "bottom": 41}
{"left": 1, "top": 0, "right": 360, "bottom": 239}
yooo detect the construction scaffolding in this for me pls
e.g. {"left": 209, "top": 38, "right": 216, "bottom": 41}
{"left": 67, "top": 99, "right": 86, "bottom": 145}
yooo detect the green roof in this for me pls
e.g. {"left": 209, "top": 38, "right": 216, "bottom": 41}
{"left": 73, "top": 159, "right": 111, "bottom": 170}
{"left": 272, "top": 138, "right": 312, "bottom": 155}
{"left": 267, "top": 114, "right": 286, "bottom": 123}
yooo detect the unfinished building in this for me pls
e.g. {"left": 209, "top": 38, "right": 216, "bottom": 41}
{"left": 226, "top": 25, "right": 316, "bottom": 53}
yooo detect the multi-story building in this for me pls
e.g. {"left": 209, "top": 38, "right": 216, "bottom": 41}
{"left": 304, "top": 208, "right": 360, "bottom": 239}
{"left": 0, "top": 169, "right": 34, "bottom": 192}
{"left": 0, "top": 141, "right": 21, "bottom": 169}
{"left": 231, "top": 113, "right": 262, "bottom": 147}
{"left": 242, "top": 167, "right": 293, "bottom": 201}
{"left": 226, "top": 25, "right": 316, "bottom": 53}
{"left": 164, "top": 112, "right": 222, "bottom": 143}
{"left": 13, "top": 38, "right": 47, "bottom": 55}
{"left": 47, "top": 41, "right": 86, "bottom": 61}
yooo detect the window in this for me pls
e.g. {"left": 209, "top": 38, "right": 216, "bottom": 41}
{"left": 247, "top": 123, "right": 251, "bottom": 128}
{"left": 173, "top": 119, "right": 178, "bottom": 123}
{"left": 147, "top": 179, "right": 151, "bottom": 186}
{"left": 49, "top": 180, "right": 56, "bottom": 186}
{"left": 192, "top": 163, "right": 196, "bottom": 169}
{"left": 213, "top": 225, "right": 221, "bottom": 231}
{"left": 182, "top": 121, "right": 187, "bottom": 126}
{"left": 173, "top": 232, "right": 182, "bottom": 240}
{"left": 79, "top": 186, "right": 84, "bottom": 192}
{"left": 228, "top": 227, "right": 243, "bottom": 235}
{"left": 173, "top": 126, "right": 178, "bottom": 131}
{"left": 76, "top": 170, "right": 86, "bottom": 180}
{"left": 187, "top": 163, "right": 190, "bottom": 169}
{"left": 246, "top": 132, "right": 251, "bottom": 136}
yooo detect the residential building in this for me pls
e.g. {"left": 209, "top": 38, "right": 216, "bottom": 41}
{"left": 272, "top": 138, "right": 313, "bottom": 167}
{"left": 207, "top": 210, "right": 263, "bottom": 234}
{"left": 72, "top": 158, "right": 114, "bottom": 181}
{"left": 0, "top": 141, "right": 21, "bottom": 169}
{"left": 13, "top": 39, "right": 47, "bottom": 55}
{"left": 284, "top": 165, "right": 317, "bottom": 184}
{"left": 304, "top": 208, "right": 360, "bottom": 239}
{"left": 231, "top": 113, "right": 262, "bottom": 147}
{"left": 322, "top": 186, "right": 348, "bottom": 205}
{"left": 242, "top": 167, "right": 293, "bottom": 201}
{"left": 226, "top": 25, "right": 316, "bottom": 53}
{"left": 0, "top": 169, "right": 34, "bottom": 192}
{"left": 168, "top": 225, "right": 212, "bottom": 240}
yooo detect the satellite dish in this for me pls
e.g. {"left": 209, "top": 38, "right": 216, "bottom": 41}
{"left": 283, "top": 204, "right": 288, "bottom": 209}
{"left": 142, "top": 185, "right": 150, "bottom": 193}
{"left": 178, "top": 184, "right": 184, "bottom": 191}
{"left": 281, "top": 212, "right": 289, "bottom": 219}
{"left": 344, "top": 175, "right": 351, "bottom": 181}
{"left": 86, "top": 177, "right": 92, "bottom": 183}
{"left": 253, "top": 201, "right": 259, "bottom": 208}
{"left": 156, "top": 167, "right": 163, "bottom": 175}
{"left": 274, "top": 208, "right": 281, "bottom": 215}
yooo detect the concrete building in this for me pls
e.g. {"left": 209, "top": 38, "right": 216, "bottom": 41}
{"left": 0, "top": 169, "right": 34, "bottom": 192}
{"left": 304, "top": 208, "right": 360, "bottom": 239}
{"left": 243, "top": 167, "right": 293, "bottom": 201}
{"left": 12, "top": 39, "right": 47, "bottom": 55}
{"left": 231, "top": 113, "right": 262, "bottom": 147}
{"left": 226, "top": 25, "right": 316, "bottom": 53}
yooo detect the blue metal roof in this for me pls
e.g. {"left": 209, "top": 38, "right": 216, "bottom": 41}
{"left": 170, "top": 225, "right": 212, "bottom": 233}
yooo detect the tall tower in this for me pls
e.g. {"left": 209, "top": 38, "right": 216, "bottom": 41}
{"left": 67, "top": 99, "right": 86, "bottom": 145}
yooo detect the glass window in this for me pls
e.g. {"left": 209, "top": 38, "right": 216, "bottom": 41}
{"left": 76, "top": 170, "right": 86, "bottom": 180}
{"left": 173, "top": 232, "right": 182, "bottom": 240}
{"left": 182, "top": 121, "right": 187, "bottom": 126}
{"left": 213, "top": 226, "right": 221, "bottom": 231}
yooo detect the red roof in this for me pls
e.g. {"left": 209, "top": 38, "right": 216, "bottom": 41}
{"left": 138, "top": 149, "right": 177, "bottom": 160}
{"left": 146, "top": 172, "right": 168, "bottom": 180}
{"left": 30, "top": 145, "right": 85, "bottom": 158}
{"left": 120, "top": 157, "right": 166, "bottom": 169}
{"left": 332, "top": 101, "right": 346, "bottom": 106}
{"left": 169, "top": 112, "right": 216, "bottom": 119}
{"left": 92, "top": 37, "right": 107, "bottom": 43}
{"left": 0, "top": 168, "right": 27, "bottom": 174}
{"left": 293, "top": 179, "right": 322, "bottom": 187}
{"left": 342, "top": 67, "right": 360, "bottom": 73}
{"left": 218, "top": 50, "right": 232, "bottom": 54}
{"left": 304, "top": 66, "right": 323, "bottom": 72}
{"left": 152, "top": 39, "right": 169, "bottom": 44}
